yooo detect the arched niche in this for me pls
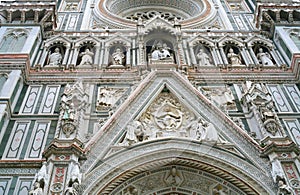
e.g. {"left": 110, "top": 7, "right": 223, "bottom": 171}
{"left": 44, "top": 43, "right": 67, "bottom": 68}
{"left": 76, "top": 41, "right": 96, "bottom": 68}
{"left": 192, "top": 40, "right": 215, "bottom": 67}
{"left": 247, "top": 37, "right": 278, "bottom": 67}
{"left": 103, "top": 36, "right": 131, "bottom": 68}
{"left": 223, "top": 43, "right": 245, "bottom": 67}
{"left": 144, "top": 30, "right": 177, "bottom": 65}
{"left": 108, "top": 44, "right": 127, "bottom": 67}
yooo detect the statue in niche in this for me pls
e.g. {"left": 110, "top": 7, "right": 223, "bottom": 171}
{"left": 47, "top": 48, "right": 62, "bottom": 66}
{"left": 79, "top": 48, "right": 94, "bottom": 66}
{"left": 163, "top": 167, "right": 184, "bottom": 186}
{"left": 196, "top": 48, "right": 212, "bottom": 66}
{"left": 151, "top": 41, "right": 171, "bottom": 60}
{"left": 29, "top": 181, "right": 43, "bottom": 195}
{"left": 112, "top": 47, "right": 125, "bottom": 65}
{"left": 227, "top": 48, "right": 241, "bottom": 65}
{"left": 62, "top": 101, "right": 75, "bottom": 121}
{"left": 256, "top": 48, "right": 274, "bottom": 66}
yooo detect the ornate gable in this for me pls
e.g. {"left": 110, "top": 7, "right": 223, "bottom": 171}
{"left": 79, "top": 70, "right": 274, "bottom": 194}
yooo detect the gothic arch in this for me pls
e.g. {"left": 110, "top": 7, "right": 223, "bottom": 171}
{"left": 80, "top": 139, "right": 274, "bottom": 194}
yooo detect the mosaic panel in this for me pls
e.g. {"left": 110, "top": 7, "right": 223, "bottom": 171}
{"left": 3, "top": 122, "right": 30, "bottom": 159}
{"left": 14, "top": 177, "right": 33, "bottom": 195}
{"left": 25, "top": 121, "right": 50, "bottom": 159}
{"left": 284, "top": 120, "right": 300, "bottom": 146}
{"left": 284, "top": 84, "right": 300, "bottom": 111}
{"left": 268, "top": 85, "right": 291, "bottom": 112}
{"left": 39, "top": 85, "right": 60, "bottom": 114}
{"left": 0, "top": 177, "right": 12, "bottom": 195}
{"left": 20, "top": 86, "right": 42, "bottom": 114}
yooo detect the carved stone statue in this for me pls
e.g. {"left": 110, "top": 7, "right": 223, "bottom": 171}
{"left": 112, "top": 48, "right": 125, "bottom": 65}
{"left": 257, "top": 48, "right": 273, "bottom": 66}
{"left": 62, "top": 102, "right": 75, "bottom": 121}
{"left": 35, "top": 162, "right": 49, "bottom": 186}
{"left": 121, "top": 121, "right": 145, "bottom": 146}
{"left": 227, "top": 48, "right": 241, "bottom": 65}
{"left": 271, "top": 159, "right": 285, "bottom": 183}
{"left": 196, "top": 48, "right": 212, "bottom": 66}
{"left": 29, "top": 181, "right": 43, "bottom": 195}
{"left": 277, "top": 179, "right": 292, "bottom": 195}
{"left": 64, "top": 181, "right": 79, "bottom": 195}
{"left": 201, "top": 120, "right": 219, "bottom": 142}
{"left": 187, "top": 117, "right": 205, "bottom": 140}
{"left": 96, "top": 87, "right": 126, "bottom": 111}
{"left": 151, "top": 41, "right": 171, "bottom": 60}
{"left": 201, "top": 86, "right": 235, "bottom": 111}
{"left": 154, "top": 100, "right": 183, "bottom": 130}
{"left": 79, "top": 48, "right": 94, "bottom": 66}
{"left": 47, "top": 48, "right": 62, "bottom": 66}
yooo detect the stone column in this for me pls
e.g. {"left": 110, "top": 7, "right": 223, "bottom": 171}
{"left": 39, "top": 47, "right": 48, "bottom": 67}
{"left": 71, "top": 47, "right": 79, "bottom": 65}
{"left": 132, "top": 39, "right": 136, "bottom": 67}
{"left": 211, "top": 47, "right": 220, "bottom": 65}
{"left": 248, "top": 47, "right": 259, "bottom": 65}
{"left": 126, "top": 47, "right": 131, "bottom": 66}
{"left": 219, "top": 48, "right": 228, "bottom": 65}
{"left": 62, "top": 47, "right": 70, "bottom": 65}
{"left": 99, "top": 44, "right": 105, "bottom": 69}
{"left": 94, "top": 45, "right": 100, "bottom": 65}
{"left": 241, "top": 47, "right": 250, "bottom": 67}
{"left": 188, "top": 42, "right": 196, "bottom": 65}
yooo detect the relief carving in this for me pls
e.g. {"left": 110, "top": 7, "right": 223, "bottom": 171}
{"left": 96, "top": 87, "right": 126, "bottom": 111}
{"left": 119, "top": 90, "right": 220, "bottom": 145}
{"left": 201, "top": 85, "right": 236, "bottom": 111}
{"left": 241, "top": 81, "right": 283, "bottom": 138}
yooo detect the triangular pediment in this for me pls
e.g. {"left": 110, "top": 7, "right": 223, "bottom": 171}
{"left": 143, "top": 16, "right": 177, "bottom": 35}
{"left": 84, "top": 70, "right": 264, "bottom": 165}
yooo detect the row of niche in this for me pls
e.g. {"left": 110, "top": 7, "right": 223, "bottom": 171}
{"left": 35, "top": 36, "right": 286, "bottom": 70}
{"left": 37, "top": 41, "right": 130, "bottom": 70}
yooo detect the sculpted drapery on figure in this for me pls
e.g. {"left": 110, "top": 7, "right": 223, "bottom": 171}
{"left": 151, "top": 41, "right": 172, "bottom": 60}
{"left": 79, "top": 48, "right": 94, "bottom": 66}
{"left": 29, "top": 181, "right": 44, "bottom": 195}
{"left": 47, "top": 47, "right": 62, "bottom": 66}
{"left": 112, "top": 47, "right": 125, "bottom": 65}
{"left": 119, "top": 90, "right": 220, "bottom": 146}
{"left": 196, "top": 48, "right": 212, "bottom": 66}
{"left": 256, "top": 48, "right": 274, "bottom": 66}
{"left": 227, "top": 48, "right": 241, "bottom": 65}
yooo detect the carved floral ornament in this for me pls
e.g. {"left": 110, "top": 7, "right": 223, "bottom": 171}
{"left": 119, "top": 89, "right": 221, "bottom": 146}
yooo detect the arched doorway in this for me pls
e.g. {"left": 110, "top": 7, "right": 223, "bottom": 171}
{"left": 80, "top": 139, "right": 274, "bottom": 194}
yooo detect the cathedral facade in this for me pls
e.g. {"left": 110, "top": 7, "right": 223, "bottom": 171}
{"left": 0, "top": 0, "right": 300, "bottom": 194}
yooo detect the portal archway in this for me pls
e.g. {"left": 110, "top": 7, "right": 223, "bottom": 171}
{"left": 80, "top": 139, "right": 274, "bottom": 194}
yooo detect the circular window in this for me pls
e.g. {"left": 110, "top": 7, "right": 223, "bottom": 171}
{"left": 96, "top": 0, "right": 215, "bottom": 28}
